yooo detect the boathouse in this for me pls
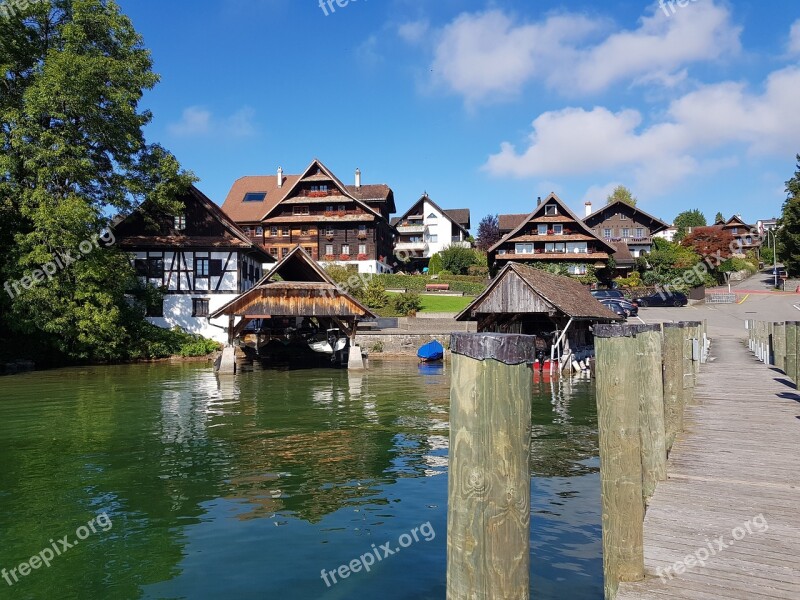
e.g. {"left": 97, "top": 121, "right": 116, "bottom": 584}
{"left": 455, "top": 262, "right": 620, "bottom": 364}
{"left": 210, "top": 246, "right": 375, "bottom": 365}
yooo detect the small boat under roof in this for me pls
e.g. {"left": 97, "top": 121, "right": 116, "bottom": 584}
{"left": 417, "top": 340, "right": 444, "bottom": 362}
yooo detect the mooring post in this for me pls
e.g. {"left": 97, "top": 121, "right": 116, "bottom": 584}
{"left": 681, "top": 323, "right": 696, "bottom": 406}
{"left": 447, "top": 333, "right": 536, "bottom": 600}
{"left": 594, "top": 324, "right": 645, "bottom": 600}
{"left": 786, "top": 322, "right": 797, "bottom": 385}
{"left": 633, "top": 325, "right": 667, "bottom": 504}
{"left": 662, "top": 323, "right": 685, "bottom": 452}
{"left": 793, "top": 322, "right": 800, "bottom": 388}
{"left": 774, "top": 322, "right": 786, "bottom": 373}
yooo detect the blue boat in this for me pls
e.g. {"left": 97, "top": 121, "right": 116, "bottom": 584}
{"left": 417, "top": 340, "right": 444, "bottom": 362}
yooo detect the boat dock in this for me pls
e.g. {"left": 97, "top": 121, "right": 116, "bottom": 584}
{"left": 616, "top": 330, "right": 800, "bottom": 599}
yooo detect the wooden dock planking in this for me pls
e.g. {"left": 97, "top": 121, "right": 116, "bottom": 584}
{"left": 616, "top": 332, "right": 800, "bottom": 600}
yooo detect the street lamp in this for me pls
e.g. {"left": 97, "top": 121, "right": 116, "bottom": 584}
{"left": 765, "top": 228, "right": 779, "bottom": 288}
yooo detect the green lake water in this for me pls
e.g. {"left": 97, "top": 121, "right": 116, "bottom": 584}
{"left": 0, "top": 360, "right": 602, "bottom": 599}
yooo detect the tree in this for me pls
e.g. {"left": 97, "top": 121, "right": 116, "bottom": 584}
{"left": 475, "top": 214, "right": 500, "bottom": 250}
{"left": 673, "top": 209, "right": 707, "bottom": 241}
{"left": 714, "top": 212, "right": 725, "bottom": 224}
{"left": 428, "top": 252, "right": 443, "bottom": 274}
{"left": 778, "top": 155, "right": 800, "bottom": 276}
{"left": 606, "top": 185, "right": 637, "bottom": 206}
{"left": 0, "top": 1, "right": 194, "bottom": 361}
{"left": 439, "top": 245, "right": 475, "bottom": 275}
{"left": 681, "top": 226, "right": 735, "bottom": 261}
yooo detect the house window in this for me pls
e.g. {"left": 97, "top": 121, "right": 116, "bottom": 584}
{"left": 358, "top": 224, "right": 367, "bottom": 233}
{"left": 338, "top": 204, "right": 346, "bottom": 212}
{"left": 243, "top": 192, "right": 266, "bottom": 202}
{"left": 515, "top": 243, "right": 534, "bottom": 254}
{"left": 635, "top": 228, "right": 644, "bottom": 238}
{"left": 311, "top": 185, "right": 329, "bottom": 193}
{"left": 282, "top": 227, "right": 289, "bottom": 237}
{"left": 293, "top": 205, "right": 310, "bottom": 215}
{"left": 603, "top": 228, "right": 612, "bottom": 238}
{"left": 255, "top": 226, "right": 264, "bottom": 237}
{"left": 544, "top": 205, "right": 557, "bottom": 216}
{"left": 281, "top": 247, "right": 289, "bottom": 257}
{"left": 325, "top": 244, "right": 334, "bottom": 256}
{"left": 325, "top": 205, "right": 334, "bottom": 212}
{"left": 305, "top": 246, "right": 314, "bottom": 255}
{"left": 146, "top": 297, "right": 163, "bottom": 318}
{"left": 358, "top": 244, "right": 367, "bottom": 255}
{"left": 301, "top": 226, "right": 309, "bottom": 235}
{"left": 269, "top": 247, "right": 278, "bottom": 256}
{"left": 192, "top": 298, "right": 209, "bottom": 317}
{"left": 567, "top": 242, "right": 588, "bottom": 254}
{"left": 497, "top": 249, "right": 507, "bottom": 255}
{"left": 409, "top": 236, "right": 422, "bottom": 243}
{"left": 209, "top": 259, "right": 223, "bottom": 277}
{"left": 731, "top": 227, "right": 738, "bottom": 234}
{"left": 622, "top": 228, "right": 630, "bottom": 238}
{"left": 341, "top": 244, "right": 350, "bottom": 255}
{"left": 619, "top": 213, "right": 628, "bottom": 220}
{"left": 147, "top": 258, "right": 163, "bottom": 278}
{"left": 428, "top": 234, "right": 438, "bottom": 243}
{"left": 270, "top": 226, "right": 278, "bottom": 236}
{"left": 553, "top": 225, "right": 563, "bottom": 235}
{"left": 545, "top": 242, "right": 566, "bottom": 253}
{"left": 174, "top": 215, "right": 186, "bottom": 231}
{"left": 538, "top": 224, "right": 548, "bottom": 235}
{"left": 325, "top": 226, "right": 334, "bottom": 236}
{"left": 196, "top": 257, "right": 210, "bottom": 277}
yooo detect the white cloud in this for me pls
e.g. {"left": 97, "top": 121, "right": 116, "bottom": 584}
{"left": 356, "top": 35, "right": 383, "bottom": 67}
{"left": 789, "top": 19, "right": 800, "bottom": 55}
{"left": 168, "top": 106, "right": 257, "bottom": 138}
{"left": 397, "top": 19, "right": 430, "bottom": 44}
{"left": 429, "top": 2, "right": 740, "bottom": 104}
{"left": 484, "top": 67, "right": 800, "bottom": 193}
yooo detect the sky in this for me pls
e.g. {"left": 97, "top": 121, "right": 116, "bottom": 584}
{"left": 117, "top": 0, "right": 800, "bottom": 227}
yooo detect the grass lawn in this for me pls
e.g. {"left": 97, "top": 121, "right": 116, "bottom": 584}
{"left": 418, "top": 294, "right": 474, "bottom": 313}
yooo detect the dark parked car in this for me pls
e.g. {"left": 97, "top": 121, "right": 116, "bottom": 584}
{"left": 599, "top": 298, "right": 638, "bottom": 318}
{"left": 599, "top": 299, "right": 628, "bottom": 319}
{"left": 591, "top": 289, "right": 625, "bottom": 300}
{"left": 633, "top": 291, "right": 688, "bottom": 307}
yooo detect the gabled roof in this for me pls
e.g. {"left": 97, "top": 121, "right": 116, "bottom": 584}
{"left": 210, "top": 246, "right": 375, "bottom": 319}
{"left": 443, "top": 209, "right": 471, "bottom": 230}
{"left": 394, "top": 194, "right": 470, "bottom": 236}
{"left": 583, "top": 200, "right": 670, "bottom": 234}
{"left": 489, "top": 193, "right": 615, "bottom": 254}
{"left": 347, "top": 184, "right": 396, "bottom": 213}
{"left": 498, "top": 213, "right": 528, "bottom": 233}
{"left": 455, "top": 262, "right": 620, "bottom": 321}
{"left": 723, "top": 215, "right": 753, "bottom": 228}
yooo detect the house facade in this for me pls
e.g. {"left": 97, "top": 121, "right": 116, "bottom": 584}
{"left": 583, "top": 200, "right": 670, "bottom": 258}
{"left": 489, "top": 193, "right": 615, "bottom": 276}
{"left": 714, "top": 215, "right": 761, "bottom": 256}
{"left": 220, "top": 159, "right": 395, "bottom": 274}
{"left": 391, "top": 194, "right": 471, "bottom": 264}
{"left": 114, "top": 185, "right": 272, "bottom": 343}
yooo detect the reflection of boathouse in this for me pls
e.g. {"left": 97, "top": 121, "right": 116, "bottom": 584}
{"left": 455, "top": 262, "right": 619, "bottom": 364}
{"left": 210, "top": 246, "right": 375, "bottom": 366}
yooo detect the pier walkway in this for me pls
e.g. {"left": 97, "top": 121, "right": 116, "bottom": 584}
{"left": 616, "top": 331, "right": 800, "bottom": 599}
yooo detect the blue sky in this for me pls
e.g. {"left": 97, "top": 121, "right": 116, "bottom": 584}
{"left": 118, "top": 0, "right": 800, "bottom": 226}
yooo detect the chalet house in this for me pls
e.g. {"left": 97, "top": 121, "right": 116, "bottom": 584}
{"left": 488, "top": 193, "right": 615, "bottom": 277}
{"left": 390, "top": 194, "right": 471, "bottom": 266}
{"left": 114, "top": 185, "right": 272, "bottom": 343}
{"left": 498, "top": 213, "right": 529, "bottom": 237}
{"left": 713, "top": 215, "right": 761, "bottom": 255}
{"left": 220, "top": 159, "right": 395, "bottom": 274}
{"left": 581, "top": 200, "right": 670, "bottom": 273}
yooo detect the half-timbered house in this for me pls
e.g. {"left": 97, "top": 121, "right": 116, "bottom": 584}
{"left": 114, "top": 185, "right": 272, "bottom": 343}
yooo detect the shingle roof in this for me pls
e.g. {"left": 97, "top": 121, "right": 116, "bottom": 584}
{"left": 498, "top": 213, "right": 529, "bottom": 233}
{"left": 456, "top": 262, "right": 621, "bottom": 321}
{"left": 443, "top": 209, "right": 471, "bottom": 230}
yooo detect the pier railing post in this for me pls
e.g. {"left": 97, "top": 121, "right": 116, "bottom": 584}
{"left": 594, "top": 324, "right": 645, "bottom": 600}
{"left": 633, "top": 325, "right": 667, "bottom": 504}
{"left": 447, "top": 333, "right": 536, "bottom": 600}
{"left": 786, "top": 322, "right": 797, "bottom": 385}
{"left": 662, "top": 323, "right": 686, "bottom": 452}
{"left": 682, "top": 323, "right": 696, "bottom": 405}
{"left": 793, "top": 322, "right": 800, "bottom": 388}
{"left": 774, "top": 322, "right": 786, "bottom": 373}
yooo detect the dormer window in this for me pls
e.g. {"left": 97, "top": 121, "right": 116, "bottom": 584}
{"left": 174, "top": 215, "right": 186, "bottom": 231}
{"left": 243, "top": 192, "right": 266, "bottom": 202}
{"left": 544, "top": 205, "right": 557, "bottom": 216}
{"left": 428, "top": 213, "right": 437, "bottom": 219}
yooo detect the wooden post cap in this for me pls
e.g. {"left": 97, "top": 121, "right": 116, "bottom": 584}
{"left": 593, "top": 324, "right": 638, "bottom": 338}
{"left": 662, "top": 322, "right": 686, "bottom": 329}
{"left": 449, "top": 332, "right": 537, "bottom": 365}
{"left": 682, "top": 321, "right": 702, "bottom": 327}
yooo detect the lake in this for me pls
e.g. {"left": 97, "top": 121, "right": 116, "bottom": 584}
{"left": 0, "top": 359, "right": 602, "bottom": 599}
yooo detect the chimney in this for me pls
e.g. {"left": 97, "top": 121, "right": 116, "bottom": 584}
{"left": 355, "top": 168, "right": 361, "bottom": 190}
{"left": 537, "top": 196, "right": 542, "bottom": 206}
{"left": 585, "top": 201, "right": 592, "bottom": 217}
{"left": 277, "top": 166, "right": 283, "bottom": 188}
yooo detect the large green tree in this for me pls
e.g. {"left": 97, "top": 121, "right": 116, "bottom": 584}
{"left": 673, "top": 209, "right": 707, "bottom": 241}
{"left": 778, "top": 155, "right": 800, "bottom": 276}
{"left": 606, "top": 184, "right": 637, "bottom": 206}
{"left": 0, "top": 0, "right": 194, "bottom": 361}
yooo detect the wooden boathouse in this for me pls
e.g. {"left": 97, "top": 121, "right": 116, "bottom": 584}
{"left": 455, "top": 262, "right": 620, "bottom": 369}
{"left": 210, "top": 246, "right": 375, "bottom": 370}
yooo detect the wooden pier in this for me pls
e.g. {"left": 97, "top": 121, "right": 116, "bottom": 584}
{"left": 616, "top": 331, "right": 800, "bottom": 599}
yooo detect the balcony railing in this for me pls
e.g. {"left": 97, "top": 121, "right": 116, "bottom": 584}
{"left": 396, "top": 224, "right": 425, "bottom": 234}
{"left": 395, "top": 241, "right": 428, "bottom": 251}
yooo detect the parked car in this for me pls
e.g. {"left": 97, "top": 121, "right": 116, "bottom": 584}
{"left": 599, "top": 299, "right": 628, "bottom": 319}
{"left": 599, "top": 298, "right": 638, "bottom": 318}
{"left": 591, "top": 289, "right": 626, "bottom": 300}
{"left": 633, "top": 291, "right": 688, "bottom": 307}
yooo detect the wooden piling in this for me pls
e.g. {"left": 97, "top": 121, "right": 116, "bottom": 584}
{"left": 633, "top": 324, "right": 667, "bottom": 504}
{"left": 786, "top": 322, "right": 797, "bottom": 385}
{"left": 793, "top": 322, "right": 800, "bottom": 387}
{"left": 682, "top": 323, "right": 696, "bottom": 405}
{"left": 447, "top": 333, "right": 536, "bottom": 600}
{"left": 662, "top": 323, "right": 685, "bottom": 452}
{"left": 774, "top": 322, "right": 786, "bottom": 373}
{"left": 594, "top": 324, "right": 645, "bottom": 600}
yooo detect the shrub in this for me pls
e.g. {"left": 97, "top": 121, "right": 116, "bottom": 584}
{"left": 391, "top": 291, "right": 423, "bottom": 316}
{"left": 370, "top": 340, "right": 384, "bottom": 353}
{"left": 440, "top": 245, "right": 476, "bottom": 275}
{"left": 428, "top": 253, "right": 443, "bottom": 274}
{"left": 357, "top": 278, "right": 389, "bottom": 308}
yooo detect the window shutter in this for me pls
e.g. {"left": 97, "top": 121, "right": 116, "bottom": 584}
{"left": 209, "top": 259, "right": 223, "bottom": 277}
